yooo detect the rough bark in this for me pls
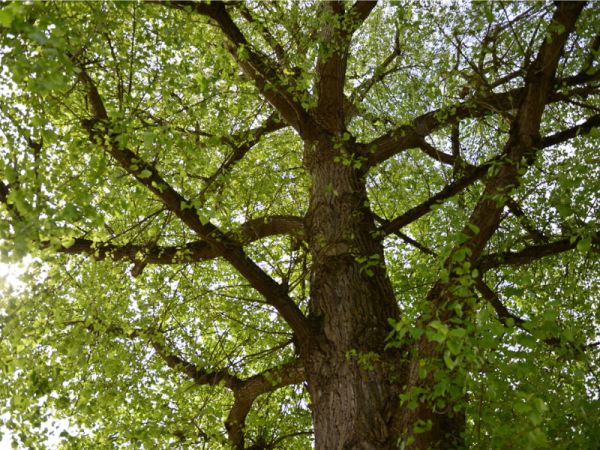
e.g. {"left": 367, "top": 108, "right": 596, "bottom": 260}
{"left": 301, "top": 140, "right": 404, "bottom": 449}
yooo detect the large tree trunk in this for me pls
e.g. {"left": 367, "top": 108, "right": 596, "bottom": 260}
{"left": 304, "top": 142, "right": 402, "bottom": 449}
{"left": 302, "top": 142, "right": 465, "bottom": 449}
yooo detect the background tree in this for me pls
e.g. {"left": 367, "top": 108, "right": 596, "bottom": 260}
{"left": 1, "top": 1, "right": 600, "bottom": 449}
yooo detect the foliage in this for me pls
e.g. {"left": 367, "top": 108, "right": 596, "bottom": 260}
{"left": 0, "top": 1, "right": 599, "bottom": 449}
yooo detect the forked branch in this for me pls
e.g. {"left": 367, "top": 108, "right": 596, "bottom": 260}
{"left": 153, "top": 1, "right": 323, "bottom": 143}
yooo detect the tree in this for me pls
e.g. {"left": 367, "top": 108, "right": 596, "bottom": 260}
{"left": 0, "top": 0, "right": 599, "bottom": 448}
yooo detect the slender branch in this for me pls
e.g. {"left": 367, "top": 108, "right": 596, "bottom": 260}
{"left": 234, "top": 3, "right": 286, "bottom": 62}
{"left": 505, "top": 198, "right": 548, "bottom": 243}
{"left": 379, "top": 160, "right": 494, "bottom": 237}
{"left": 350, "top": 25, "right": 400, "bottom": 105}
{"left": 344, "top": 7, "right": 398, "bottom": 122}
{"left": 71, "top": 320, "right": 241, "bottom": 387}
{"left": 373, "top": 213, "right": 437, "bottom": 257}
{"left": 474, "top": 278, "right": 563, "bottom": 347}
{"left": 198, "top": 113, "right": 288, "bottom": 204}
{"left": 578, "top": 32, "right": 600, "bottom": 76}
{"left": 415, "top": 136, "right": 476, "bottom": 170}
{"left": 259, "top": 431, "right": 313, "bottom": 449}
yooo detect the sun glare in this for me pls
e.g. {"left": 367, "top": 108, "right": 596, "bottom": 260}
{"left": 0, "top": 258, "right": 29, "bottom": 293}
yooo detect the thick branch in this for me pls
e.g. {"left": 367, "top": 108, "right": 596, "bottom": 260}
{"left": 315, "top": 1, "right": 378, "bottom": 130}
{"left": 189, "top": 2, "right": 322, "bottom": 142}
{"left": 144, "top": 0, "right": 213, "bottom": 15}
{"left": 0, "top": 138, "right": 44, "bottom": 222}
{"left": 149, "top": 1, "right": 323, "bottom": 143}
{"left": 226, "top": 360, "right": 305, "bottom": 449}
{"left": 76, "top": 319, "right": 305, "bottom": 449}
{"left": 48, "top": 215, "right": 305, "bottom": 265}
{"left": 152, "top": 339, "right": 240, "bottom": 389}
{"left": 413, "top": 2, "right": 586, "bottom": 337}
{"left": 473, "top": 278, "right": 525, "bottom": 326}
{"left": 540, "top": 113, "right": 600, "bottom": 149}
{"left": 0, "top": 181, "right": 18, "bottom": 219}
{"left": 478, "top": 237, "right": 581, "bottom": 273}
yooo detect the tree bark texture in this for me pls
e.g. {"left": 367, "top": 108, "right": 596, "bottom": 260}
{"left": 302, "top": 141, "right": 407, "bottom": 449}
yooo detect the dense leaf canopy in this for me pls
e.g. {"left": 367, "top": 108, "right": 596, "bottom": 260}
{"left": 0, "top": 1, "right": 599, "bottom": 449}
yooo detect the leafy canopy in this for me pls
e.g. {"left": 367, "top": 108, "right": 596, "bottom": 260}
{"left": 0, "top": 1, "right": 600, "bottom": 449}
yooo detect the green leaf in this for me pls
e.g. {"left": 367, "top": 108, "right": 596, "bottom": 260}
{"left": 452, "top": 249, "right": 466, "bottom": 261}
{"left": 0, "top": 9, "right": 14, "bottom": 27}
{"left": 514, "top": 401, "right": 532, "bottom": 414}
{"left": 562, "top": 328, "right": 574, "bottom": 342}
{"left": 444, "top": 355, "right": 455, "bottom": 369}
{"left": 577, "top": 237, "right": 591, "bottom": 252}
{"left": 448, "top": 328, "right": 466, "bottom": 339}
{"left": 447, "top": 340, "right": 460, "bottom": 356}
{"left": 528, "top": 410, "right": 542, "bottom": 426}
{"left": 466, "top": 223, "right": 480, "bottom": 234}
{"left": 527, "top": 428, "right": 548, "bottom": 447}
{"left": 138, "top": 169, "right": 152, "bottom": 178}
